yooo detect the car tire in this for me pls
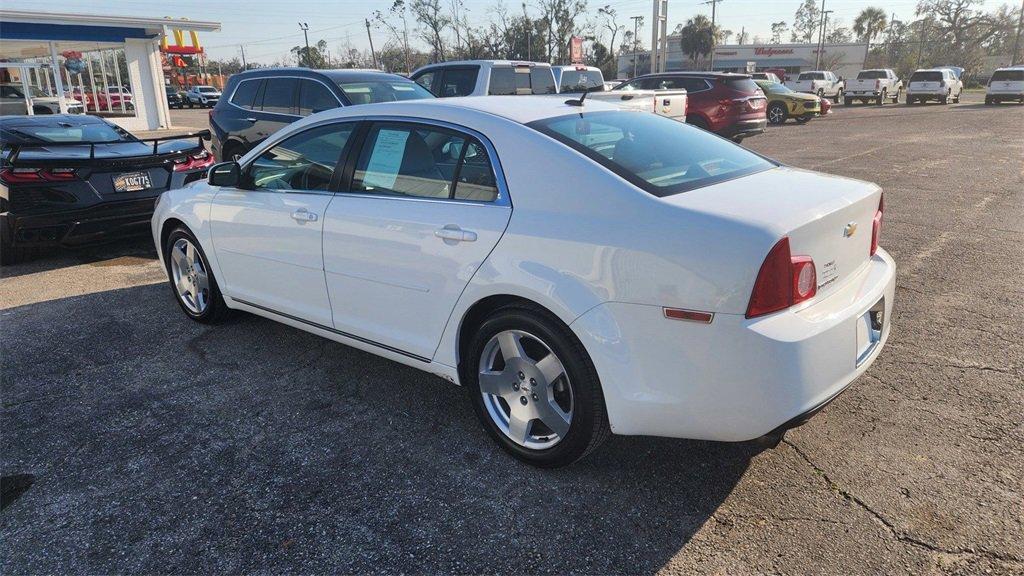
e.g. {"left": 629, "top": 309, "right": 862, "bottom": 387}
{"left": 163, "top": 227, "right": 231, "bottom": 324}
{"left": 835, "top": 89, "right": 843, "bottom": 104}
{"left": 817, "top": 88, "right": 824, "bottom": 98}
{"left": 221, "top": 142, "right": 247, "bottom": 162}
{"left": 767, "top": 102, "right": 788, "bottom": 125}
{"left": 877, "top": 90, "right": 886, "bottom": 105}
{"left": 954, "top": 92, "right": 961, "bottom": 103}
{"left": 0, "top": 237, "right": 36, "bottom": 266}
{"left": 893, "top": 89, "right": 902, "bottom": 103}
{"left": 984, "top": 96, "right": 992, "bottom": 105}
{"left": 465, "top": 302, "right": 610, "bottom": 468}
{"left": 844, "top": 98, "right": 853, "bottom": 106}
{"left": 686, "top": 116, "right": 710, "bottom": 132}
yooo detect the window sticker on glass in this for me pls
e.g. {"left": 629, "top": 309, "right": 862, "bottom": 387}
{"left": 362, "top": 129, "right": 410, "bottom": 190}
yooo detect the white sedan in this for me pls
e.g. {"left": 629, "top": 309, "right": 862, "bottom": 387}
{"left": 152, "top": 97, "right": 895, "bottom": 467}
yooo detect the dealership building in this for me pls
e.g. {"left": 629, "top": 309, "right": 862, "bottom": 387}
{"left": 0, "top": 10, "right": 220, "bottom": 131}
{"left": 619, "top": 41, "right": 869, "bottom": 80}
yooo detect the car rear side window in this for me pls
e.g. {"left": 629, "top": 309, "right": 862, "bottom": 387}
{"left": 230, "top": 79, "right": 261, "bottom": 109}
{"left": 438, "top": 68, "right": 478, "bottom": 97}
{"left": 530, "top": 68, "right": 557, "bottom": 94}
{"left": 529, "top": 111, "right": 773, "bottom": 197}
{"left": 261, "top": 78, "right": 298, "bottom": 115}
{"left": 298, "top": 79, "right": 339, "bottom": 115}
{"left": 722, "top": 78, "right": 760, "bottom": 93}
{"left": 488, "top": 68, "right": 516, "bottom": 95}
{"left": 558, "top": 70, "right": 604, "bottom": 94}
{"left": 991, "top": 70, "right": 1024, "bottom": 81}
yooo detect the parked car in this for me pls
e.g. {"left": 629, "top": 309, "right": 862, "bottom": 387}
{"left": 185, "top": 85, "right": 222, "bottom": 108}
{"left": 845, "top": 69, "right": 903, "bottom": 105}
{"left": 72, "top": 87, "right": 134, "bottom": 112}
{"left": 166, "top": 87, "right": 185, "bottom": 109}
{"left": 754, "top": 80, "right": 820, "bottom": 124}
{"left": 210, "top": 68, "right": 434, "bottom": 162}
{"left": 411, "top": 60, "right": 558, "bottom": 97}
{"left": 152, "top": 96, "right": 894, "bottom": 466}
{"left": 906, "top": 68, "right": 962, "bottom": 104}
{"left": 985, "top": 66, "right": 1024, "bottom": 105}
{"left": 1, "top": 114, "right": 213, "bottom": 264}
{"left": 786, "top": 70, "right": 844, "bottom": 101}
{"left": 618, "top": 72, "right": 765, "bottom": 141}
{"left": 819, "top": 96, "right": 833, "bottom": 115}
{"left": 0, "top": 83, "right": 84, "bottom": 115}
{"left": 750, "top": 72, "right": 782, "bottom": 84}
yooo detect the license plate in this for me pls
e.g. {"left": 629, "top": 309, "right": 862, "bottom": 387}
{"left": 113, "top": 171, "right": 152, "bottom": 192}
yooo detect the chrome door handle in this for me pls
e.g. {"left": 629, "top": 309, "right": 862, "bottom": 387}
{"left": 243, "top": 117, "right": 257, "bottom": 123}
{"left": 291, "top": 209, "right": 318, "bottom": 223}
{"left": 434, "top": 225, "right": 477, "bottom": 242}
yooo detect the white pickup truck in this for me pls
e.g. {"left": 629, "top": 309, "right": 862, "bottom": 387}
{"left": 786, "top": 70, "right": 845, "bottom": 101}
{"left": 845, "top": 69, "right": 903, "bottom": 105}
{"left": 410, "top": 60, "right": 687, "bottom": 123}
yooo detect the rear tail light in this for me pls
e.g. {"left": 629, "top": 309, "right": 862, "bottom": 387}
{"left": 745, "top": 237, "right": 817, "bottom": 319}
{"left": 0, "top": 167, "right": 79, "bottom": 184}
{"left": 870, "top": 193, "right": 884, "bottom": 256}
{"left": 172, "top": 149, "right": 215, "bottom": 172}
{"left": 875, "top": 80, "right": 881, "bottom": 89}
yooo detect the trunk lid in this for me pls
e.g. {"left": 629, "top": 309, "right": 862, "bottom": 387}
{"left": 663, "top": 166, "right": 881, "bottom": 305}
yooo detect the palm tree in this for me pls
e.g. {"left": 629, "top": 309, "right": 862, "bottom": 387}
{"left": 853, "top": 7, "right": 888, "bottom": 64}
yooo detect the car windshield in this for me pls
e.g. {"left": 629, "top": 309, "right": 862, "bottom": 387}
{"left": 722, "top": 78, "right": 761, "bottom": 93}
{"left": 991, "top": 69, "right": 1024, "bottom": 81}
{"left": 559, "top": 70, "right": 605, "bottom": 94}
{"left": 857, "top": 71, "right": 888, "bottom": 79}
{"left": 911, "top": 71, "right": 943, "bottom": 82}
{"left": 335, "top": 80, "right": 434, "bottom": 105}
{"left": 758, "top": 81, "right": 792, "bottom": 94}
{"left": 528, "top": 111, "right": 774, "bottom": 197}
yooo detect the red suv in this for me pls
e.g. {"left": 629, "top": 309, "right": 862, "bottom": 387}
{"left": 616, "top": 72, "right": 767, "bottom": 142}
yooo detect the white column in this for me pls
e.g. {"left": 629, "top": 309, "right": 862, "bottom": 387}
{"left": 49, "top": 42, "right": 68, "bottom": 114}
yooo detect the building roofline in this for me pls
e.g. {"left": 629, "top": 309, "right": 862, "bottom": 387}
{"left": 0, "top": 10, "right": 221, "bottom": 32}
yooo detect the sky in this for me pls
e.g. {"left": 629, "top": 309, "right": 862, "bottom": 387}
{"left": 6, "top": 0, "right": 933, "bottom": 64}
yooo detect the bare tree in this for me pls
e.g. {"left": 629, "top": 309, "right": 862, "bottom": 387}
{"left": 374, "top": 0, "right": 414, "bottom": 73}
{"left": 410, "top": 0, "right": 451, "bottom": 62}
{"left": 597, "top": 5, "right": 624, "bottom": 59}
{"left": 770, "top": 21, "right": 788, "bottom": 44}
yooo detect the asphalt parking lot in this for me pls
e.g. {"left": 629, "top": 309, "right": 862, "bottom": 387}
{"left": 2, "top": 93, "right": 1022, "bottom": 574}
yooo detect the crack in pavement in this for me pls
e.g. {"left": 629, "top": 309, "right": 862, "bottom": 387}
{"left": 782, "top": 438, "right": 1024, "bottom": 566}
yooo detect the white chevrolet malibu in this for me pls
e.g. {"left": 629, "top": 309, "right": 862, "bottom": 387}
{"left": 152, "top": 97, "right": 895, "bottom": 467}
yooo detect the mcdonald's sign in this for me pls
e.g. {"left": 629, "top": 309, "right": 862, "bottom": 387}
{"left": 161, "top": 26, "right": 204, "bottom": 55}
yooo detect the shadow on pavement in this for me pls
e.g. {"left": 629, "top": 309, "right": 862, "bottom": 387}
{"left": 0, "top": 283, "right": 757, "bottom": 574}
{"left": 0, "top": 237, "right": 157, "bottom": 279}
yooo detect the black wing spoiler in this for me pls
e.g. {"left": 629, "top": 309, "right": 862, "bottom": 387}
{"left": 2, "top": 130, "right": 211, "bottom": 165}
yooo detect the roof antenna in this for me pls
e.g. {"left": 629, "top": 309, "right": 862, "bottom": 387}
{"left": 565, "top": 88, "right": 588, "bottom": 107}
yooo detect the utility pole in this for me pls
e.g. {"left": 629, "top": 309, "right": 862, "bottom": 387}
{"left": 523, "top": 3, "right": 532, "bottom": 61}
{"left": 916, "top": 20, "right": 927, "bottom": 69}
{"left": 365, "top": 19, "right": 379, "bottom": 69}
{"left": 814, "top": 0, "right": 828, "bottom": 69}
{"left": 651, "top": 0, "right": 668, "bottom": 73}
{"left": 299, "top": 22, "right": 311, "bottom": 68}
{"left": 703, "top": 0, "right": 723, "bottom": 71}
{"left": 631, "top": 15, "right": 643, "bottom": 77}
{"left": 739, "top": 25, "right": 745, "bottom": 45}
{"left": 239, "top": 44, "right": 247, "bottom": 70}
{"left": 1011, "top": 0, "right": 1024, "bottom": 65}
{"left": 884, "top": 13, "right": 896, "bottom": 68}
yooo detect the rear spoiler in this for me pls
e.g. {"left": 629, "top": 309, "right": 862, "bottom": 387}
{"left": 2, "top": 129, "right": 210, "bottom": 165}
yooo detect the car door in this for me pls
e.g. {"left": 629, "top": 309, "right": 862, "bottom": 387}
{"left": 323, "top": 120, "right": 511, "bottom": 360}
{"left": 209, "top": 121, "right": 355, "bottom": 325}
{"left": 249, "top": 77, "right": 301, "bottom": 151}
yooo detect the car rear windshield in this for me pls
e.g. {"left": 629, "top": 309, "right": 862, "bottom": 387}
{"left": 197, "top": 87, "right": 218, "bottom": 93}
{"left": 559, "top": 70, "right": 605, "bottom": 94}
{"left": 991, "top": 69, "right": 1024, "bottom": 81}
{"left": 1, "top": 122, "right": 129, "bottom": 143}
{"left": 720, "top": 77, "right": 760, "bottom": 93}
{"left": 911, "top": 71, "right": 943, "bottom": 82}
{"left": 335, "top": 81, "right": 434, "bottom": 105}
{"left": 799, "top": 73, "right": 824, "bottom": 80}
{"left": 857, "top": 70, "right": 888, "bottom": 79}
{"left": 528, "top": 111, "right": 774, "bottom": 197}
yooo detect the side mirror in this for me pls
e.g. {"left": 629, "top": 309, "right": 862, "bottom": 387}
{"left": 208, "top": 161, "right": 241, "bottom": 187}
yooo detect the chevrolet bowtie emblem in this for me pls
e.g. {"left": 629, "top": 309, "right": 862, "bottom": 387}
{"left": 844, "top": 222, "right": 858, "bottom": 237}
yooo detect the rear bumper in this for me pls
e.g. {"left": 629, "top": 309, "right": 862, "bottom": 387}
{"left": 722, "top": 118, "right": 767, "bottom": 138}
{"left": 2, "top": 197, "right": 157, "bottom": 248}
{"left": 571, "top": 248, "right": 896, "bottom": 441}
{"left": 986, "top": 91, "right": 1024, "bottom": 99}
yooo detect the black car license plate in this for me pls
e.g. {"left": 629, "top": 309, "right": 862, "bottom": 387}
{"left": 113, "top": 171, "right": 153, "bottom": 192}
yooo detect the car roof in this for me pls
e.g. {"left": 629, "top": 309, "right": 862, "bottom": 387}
{"left": 642, "top": 71, "right": 751, "bottom": 79}
{"left": 420, "top": 60, "right": 552, "bottom": 68}
{"left": 308, "top": 95, "right": 621, "bottom": 126}
{"left": 231, "top": 68, "right": 412, "bottom": 83}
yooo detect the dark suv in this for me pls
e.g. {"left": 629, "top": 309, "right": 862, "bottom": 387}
{"left": 615, "top": 72, "right": 767, "bottom": 142}
{"left": 210, "top": 68, "right": 433, "bottom": 161}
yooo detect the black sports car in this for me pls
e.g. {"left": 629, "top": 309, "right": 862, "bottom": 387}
{"left": 1, "top": 114, "right": 213, "bottom": 264}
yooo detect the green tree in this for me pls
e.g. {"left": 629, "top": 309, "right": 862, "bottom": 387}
{"left": 679, "top": 14, "right": 720, "bottom": 67}
{"left": 791, "top": 0, "right": 821, "bottom": 43}
{"left": 291, "top": 39, "right": 328, "bottom": 68}
{"left": 770, "top": 21, "right": 789, "bottom": 44}
{"left": 853, "top": 7, "right": 888, "bottom": 44}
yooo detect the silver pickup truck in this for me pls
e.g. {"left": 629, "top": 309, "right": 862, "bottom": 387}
{"left": 845, "top": 69, "right": 903, "bottom": 105}
{"left": 552, "top": 65, "right": 688, "bottom": 123}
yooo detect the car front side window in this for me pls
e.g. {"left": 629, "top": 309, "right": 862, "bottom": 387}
{"left": 248, "top": 123, "right": 353, "bottom": 192}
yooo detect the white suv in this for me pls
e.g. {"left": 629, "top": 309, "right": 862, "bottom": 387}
{"left": 410, "top": 60, "right": 558, "bottom": 97}
{"left": 906, "top": 68, "right": 962, "bottom": 105}
{"left": 985, "top": 66, "right": 1024, "bottom": 105}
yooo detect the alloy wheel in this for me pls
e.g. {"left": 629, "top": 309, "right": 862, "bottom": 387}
{"left": 170, "top": 238, "right": 210, "bottom": 314}
{"left": 478, "top": 329, "right": 574, "bottom": 450}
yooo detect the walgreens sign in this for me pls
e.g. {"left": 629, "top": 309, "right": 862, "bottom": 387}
{"left": 754, "top": 47, "right": 795, "bottom": 57}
